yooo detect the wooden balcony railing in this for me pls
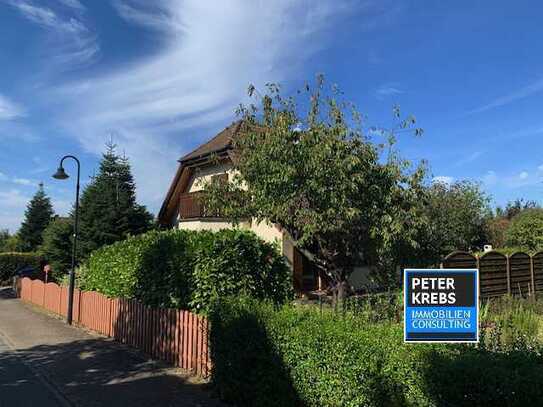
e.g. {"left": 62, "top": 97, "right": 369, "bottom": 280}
{"left": 179, "top": 192, "right": 222, "bottom": 219}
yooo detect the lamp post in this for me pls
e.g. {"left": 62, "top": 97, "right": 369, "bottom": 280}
{"left": 52, "top": 155, "right": 80, "bottom": 325}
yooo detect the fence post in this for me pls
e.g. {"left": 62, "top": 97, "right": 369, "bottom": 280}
{"left": 476, "top": 255, "right": 481, "bottom": 298}
{"left": 506, "top": 255, "right": 511, "bottom": 295}
{"left": 530, "top": 254, "right": 536, "bottom": 299}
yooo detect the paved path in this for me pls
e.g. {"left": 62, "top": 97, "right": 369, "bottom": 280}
{"left": 0, "top": 331, "right": 66, "bottom": 407}
{"left": 0, "top": 287, "right": 223, "bottom": 407}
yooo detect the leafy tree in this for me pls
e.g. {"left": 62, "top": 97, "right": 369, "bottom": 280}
{"left": 485, "top": 199, "right": 540, "bottom": 249}
{"left": 497, "top": 198, "right": 539, "bottom": 220}
{"left": 40, "top": 217, "right": 73, "bottom": 276}
{"left": 506, "top": 209, "right": 543, "bottom": 251}
{"left": 0, "top": 229, "right": 10, "bottom": 252}
{"left": 78, "top": 142, "right": 154, "bottom": 259}
{"left": 416, "top": 180, "right": 491, "bottom": 261}
{"left": 203, "top": 77, "right": 426, "bottom": 298}
{"left": 18, "top": 183, "right": 54, "bottom": 252}
{"left": 2, "top": 235, "right": 23, "bottom": 252}
{"left": 485, "top": 216, "right": 510, "bottom": 248}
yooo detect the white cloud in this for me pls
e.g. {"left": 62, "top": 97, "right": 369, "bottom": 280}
{"left": 7, "top": 0, "right": 98, "bottom": 67}
{"left": 469, "top": 78, "right": 543, "bottom": 114}
{"left": 113, "top": 0, "right": 179, "bottom": 31}
{"left": 455, "top": 150, "right": 482, "bottom": 167}
{"left": 0, "top": 171, "right": 39, "bottom": 187}
{"left": 57, "top": 0, "right": 85, "bottom": 11}
{"left": 375, "top": 83, "right": 403, "bottom": 99}
{"left": 482, "top": 170, "right": 498, "bottom": 186}
{"left": 0, "top": 94, "right": 25, "bottom": 120}
{"left": 0, "top": 189, "right": 29, "bottom": 208}
{"left": 432, "top": 176, "right": 454, "bottom": 185}
{"left": 481, "top": 166, "right": 543, "bottom": 189}
{"left": 12, "top": 177, "right": 36, "bottom": 186}
{"left": 0, "top": 189, "right": 31, "bottom": 232}
{"left": 51, "top": 0, "right": 368, "bottom": 211}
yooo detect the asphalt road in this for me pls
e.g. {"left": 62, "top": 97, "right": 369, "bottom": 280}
{"left": 0, "top": 333, "right": 66, "bottom": 407}
{"left": 0, "top": 287, "right": 222, "bottom": 407}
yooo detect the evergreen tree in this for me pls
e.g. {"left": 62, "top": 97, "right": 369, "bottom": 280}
{"left": 78, "top": 142, "right": 153, "bottom": 259}
{"left": 40, "top": 216, "right": 74, "bottom": 276}
{"left": 18, "top": 183, "right": 54, "bottom": 252}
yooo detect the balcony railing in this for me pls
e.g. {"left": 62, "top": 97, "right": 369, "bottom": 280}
{"left": 179, "top": 192, "right": 222, "bottom": 219}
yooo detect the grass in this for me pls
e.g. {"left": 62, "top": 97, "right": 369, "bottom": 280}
{"left": 480, "top": 296, "right": 543, "bottom": 352}
{"left": 310, "top": 291, "right": 543, "bottom": 353}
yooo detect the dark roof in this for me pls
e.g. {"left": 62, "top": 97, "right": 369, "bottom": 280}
{"left": 180, "top": 120, "right": 243, "bottom": 163}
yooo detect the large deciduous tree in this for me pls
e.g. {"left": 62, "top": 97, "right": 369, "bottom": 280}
{"left": 416, "top": 180, "right": 491, "bottom": 262}
{"left": 203, "top": 77, "right": 426, "bottom": 298}
{"left": 78, "top": 142, "right": 154, "bottom": 259}
{"left": 18, "top": 183, "right": 54, "bottom": 252}
{"left": 506, "top": 208, "right": 543, "bottom": 251}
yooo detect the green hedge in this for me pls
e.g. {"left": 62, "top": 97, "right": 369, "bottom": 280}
{"left": 82, "top": 229, "right": 292, "bottom": 312}
{"left": 0, "top": 252, "right": 42, "bottom": 283}
{"left": 209, "top": 297, "right": 543, "bottom": 407}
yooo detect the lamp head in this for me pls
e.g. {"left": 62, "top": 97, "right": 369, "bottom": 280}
{"left": 52, "top": 166, "right": 69, "bottom": 180}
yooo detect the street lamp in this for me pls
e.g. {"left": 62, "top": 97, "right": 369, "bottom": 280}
{"left": 52, "top": 155, "right": 80, "bottom": 325}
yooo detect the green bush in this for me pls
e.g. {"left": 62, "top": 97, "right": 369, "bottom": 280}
{"left": 83, "top": 229, "right": 195, "bottom": 308}
{"left": 209, "top": 297, "right": 543, "bottom": 407}
{"left": 190, "top": 229, "right": 292, "bottom": 312}
{"left": 0, "top": 252, "right": 43, "bottom": 283}
{"left": 506, "top": 209, "right": 543, "bottom": 251}
{"left": 83, "top": 229, "right": 292, "bottom": 312}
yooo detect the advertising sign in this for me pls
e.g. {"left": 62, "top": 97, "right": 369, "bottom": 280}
{"left": 404, "top": 269, "right": 478, "bottom": 343}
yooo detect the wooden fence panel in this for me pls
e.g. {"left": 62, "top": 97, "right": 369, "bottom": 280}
{"left": 15, "top": 278, "right": 210, "bottom": 378}
{"left": 479, "top": 252, "right": 508, "bottom": 297}
{"left": 509, "top": 252, "right": 533, "bottom": 297}
{"left": 21, "top": 277, "right": 31, "bottom": 301}
{"left": 31, "top": 279, "right": 45, "bottom": 306}
{"left": 44, "top": 283, "right": 60, "bottom": 314}
{"left": 533, "top": 252, "right": 543, "bottom": 294}
{"left": 442, "top": 251, "right": 477, "bottom": 269}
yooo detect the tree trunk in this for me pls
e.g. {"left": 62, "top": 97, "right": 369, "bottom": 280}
{"left": 331, "top": 279, "right": 349, "bottom": 311}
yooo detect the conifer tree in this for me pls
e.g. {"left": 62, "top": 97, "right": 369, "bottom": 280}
{"left": 40, "top": 216, "right": 73, "bottom": 275}
{"left": 18, "top": 183, "right": 54, "bottom": 252}
{"left": 78, "top": 142, "right": 153, "bottom": 258}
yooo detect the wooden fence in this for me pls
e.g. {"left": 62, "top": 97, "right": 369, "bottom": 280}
{"left": 16, "top": 277, "right": 210, "bottom": 377}
{"left": 442, "top": 251, "right": 543, "bottom": 298}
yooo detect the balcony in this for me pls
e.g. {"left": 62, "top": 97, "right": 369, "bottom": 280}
{"left": 179, "top": 192, "right": 222, "bottom": 219}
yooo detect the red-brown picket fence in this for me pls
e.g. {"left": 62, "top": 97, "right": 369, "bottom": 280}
{"left": 16, "top": 277, "right": 211, "bottom": 377}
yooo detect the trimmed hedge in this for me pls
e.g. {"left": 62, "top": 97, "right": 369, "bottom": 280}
{"left": 0, "top": 252, "right": 42, "bottom": 283}
{"left": 82, "top": 229, "right": 292, "bottom": 312}
{"left": 209, "top": 297, "right": 543, "bottom": 407}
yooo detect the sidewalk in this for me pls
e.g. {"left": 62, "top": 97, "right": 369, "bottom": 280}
{"left": 0, "top": 287, "right": 223, "bottom": 407}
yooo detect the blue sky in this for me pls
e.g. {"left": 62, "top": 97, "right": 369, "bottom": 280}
{"left": 1, "top": 0, "right": 542, "bottom": 232}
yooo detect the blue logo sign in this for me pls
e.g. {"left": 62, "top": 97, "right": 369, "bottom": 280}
{"left": 404, "top": 269, "right": 479, "bottom": 343}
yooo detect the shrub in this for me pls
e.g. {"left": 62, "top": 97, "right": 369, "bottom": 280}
{"left": 190, "top": 229, "right": 292, "bottom": 312}
{"left": 0, "top": 252, "right": 43, "bottom": 283}
{"left": 506, "top": 208, "right": 543, "bottom": 251}
{"left": 209, "top": 297, "right": 543, "bottom": 407}
{"left": 83, "top": 229, "right": 291, "bottom": 312}
{"left": 83, "top": 229, "right": 194, "bottom": 308}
